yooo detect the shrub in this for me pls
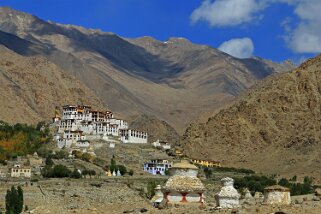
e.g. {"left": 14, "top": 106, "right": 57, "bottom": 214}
{"left": 45, "top": 156, "right": 54, "bottom": 166}
{"left": 82, "top": 169, "right": 96, "bottom": 178}
{"left": 204, "top": 167, "right": 212, "bottom": 178}
{"left": 81, "top": 153, "right": 93, "bottom": 162}
{"left": 41, "top": 164, "right": 71, "bottom": 178}
{"left": 117, "top": 165, "right": 127, "bottom": 175}
{"left": 70, "top": 169, "right": 81, "bottom": 179}
{"left": 234, "top": 175, "right": 276, "bottom": 193}
{"left": 54, "top": 150, "right": 69, "bottom": 159}
{"left": 278, "top": 177, "right": 314, "bottom": 196}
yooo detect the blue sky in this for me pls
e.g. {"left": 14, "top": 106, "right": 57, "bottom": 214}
{"left": 1, "top": 0, "right": 320, "bottom": 63}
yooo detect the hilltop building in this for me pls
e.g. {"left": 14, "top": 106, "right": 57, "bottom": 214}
{"left": 53, "top": 105, "right": 148, "bottom": 148}
{"left": 143, "top": 159, "right": 172, "bottom": 175}
{"left": 162, "top": 159, "right": 206, "bottom": 205}
{"left": 152, "top": 139, "right": 171, "bottom": 150}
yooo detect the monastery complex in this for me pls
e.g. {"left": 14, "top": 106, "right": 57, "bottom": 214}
{"left": 52, "top": 105, "right": 148, "bottom": 148}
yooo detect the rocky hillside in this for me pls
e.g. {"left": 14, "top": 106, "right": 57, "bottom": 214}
{"left": 183, "top": 54, "right": 321, "bottom": 180}
{"left": 128, "top": 114, "right": 180, "bottom": 144}
{"left": 0, "top": 45, "right": 105, "bottom": 124}
{"left": 0, "top": 7, "right": 294, "bottom": 132}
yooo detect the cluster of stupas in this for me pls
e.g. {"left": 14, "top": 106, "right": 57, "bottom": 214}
{"left": 151, "top": 159, "right": 291, "bottom": 209}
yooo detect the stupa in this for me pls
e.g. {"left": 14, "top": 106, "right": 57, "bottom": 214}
{"left": 162, "top": 159, "right": 206, "bottom": 204}
{"left": 215, "top": 177, "right": 240, "bottom": 208}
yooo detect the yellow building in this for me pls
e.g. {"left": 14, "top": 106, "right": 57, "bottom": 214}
{"left": 191, "top": 159, "right": 221, "bottom": 167}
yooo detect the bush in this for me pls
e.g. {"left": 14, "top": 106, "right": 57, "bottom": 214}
{"left": 41, "top": 164, "right": 71, "bottom": 178}
{"left": 70, "top": 169, "right": 81, "bottom": 179}
{"left": 129, "top": 169, "right": 134, "bottom": 176}
{"left": 278, "top": 177, "right": 314, "bottom": 196}
{"left": 234, "top": 175, "right": 276, "bottom": 193}
{"left": 81, "top": 153, "right": 93, "bottom": 162}
{"left": 45, "top": 156, "right": 54, "bottom": 166}
{"left": 204, "top": 167, "right": 212, "bottom": 178}
{"left": 54, "top": 150, "right": 69, "bottom": 159}
{"left": 117, "top": 165, "right": 127, "bottom": 175}
{"left": 82, "top": 169, "right": 96, "bottom": 178}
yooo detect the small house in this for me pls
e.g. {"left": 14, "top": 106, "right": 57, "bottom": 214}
{"left": 11, "top": 164, "right": 31, "bottom": 178}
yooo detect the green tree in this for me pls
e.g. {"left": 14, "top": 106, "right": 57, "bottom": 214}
{"left": 5, "top": 186, "right": 23, "bottom": 214}
{"left": 110, "top": 158, "right": 117, "bottom": 173}
{"left": 146, "top": 181, "right": 157, "bottom": 199}
{"left": 51, "top": 165, "right": 71, "bottom": 178}
{"left": 17, "top": 186, "right": 23, "bottom": 214}
{"left": 117, "top": 165, "right": 127, "bottom": 175}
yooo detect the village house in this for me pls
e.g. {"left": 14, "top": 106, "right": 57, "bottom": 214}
{"left": 263, "top": 185, "right": 291, "bottom": 205}
{"left": 152, "top": 139, "right": 171, "bottom": 150}
{"left": 54, "top": 105, "right": 148, "bottom": 148}
{"left": 191, "top": 158, "right": 221, "bottom": 168}
{"left": 143, "top": 159, "right": 172, "bottom": 175}
{"left": 162, "top": 159, "right": 206, "bottom": 205}
{"left": 10, "top": 164, "right": 31, "bottom": 178}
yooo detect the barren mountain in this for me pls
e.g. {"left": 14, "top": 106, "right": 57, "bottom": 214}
{"left": 182, "top": 54, "right": 321, "bottom": 180}
{"left": 129, "top": 114, "right": 180, "bottom": 144}
{"left": 0, "top": 7, "right": 294, "bottom": 132}
{"left": 0, "top": 45, "right": 105, "bottom": 124}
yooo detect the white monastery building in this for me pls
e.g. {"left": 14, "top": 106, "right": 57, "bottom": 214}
{"left": 53, "top": 105, "right": 148, "bottom": 148}
{"left": 143, "top": 159, "right": 172, "bottom": 175}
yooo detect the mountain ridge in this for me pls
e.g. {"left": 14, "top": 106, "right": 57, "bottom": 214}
{"left": 182, "top": 54, "right": 321, "bottom": 180}
{"left": 0, "top": 7, "right": 294, "bottom": 133}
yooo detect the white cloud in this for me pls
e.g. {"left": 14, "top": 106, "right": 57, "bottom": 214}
{"left": 190, "top": 0, "right": 267, "bottom": 27}
{"left": 218, "top": 37, "right": 254, "bottom": 58}
{"left": 190, "top": 0, "right": 321, "bottom": 54}
{"left": 284, "top": 0, "right": 321, "bottom": 53}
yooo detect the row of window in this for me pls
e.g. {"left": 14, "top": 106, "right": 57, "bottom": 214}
{"left": 145, "top": 167, "right": 165, "bottom": 171}
{"left": 12, "top": 169, "right": 30, "bottom": 173}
